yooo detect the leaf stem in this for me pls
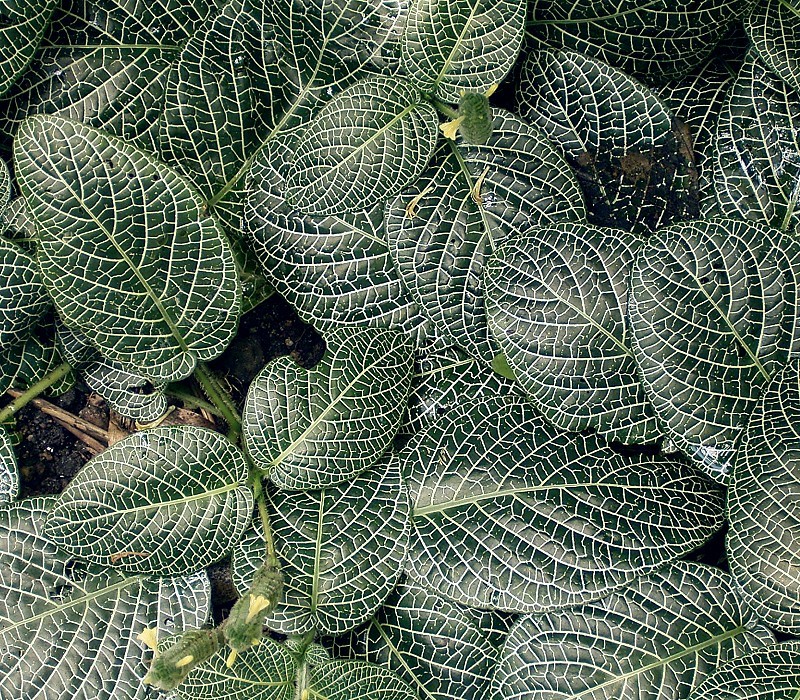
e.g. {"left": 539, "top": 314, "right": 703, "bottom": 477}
{"left": 249, "top": 471, "right": 277, "bottom": 558}
{"left": 431, "top": 97, "right": 459, "bottom": 120}
{"left": 164, "top": 385, "right": 224, "bottom": 416}
{"left": 193, "top": 362, "right": 242, "bottom": 443}
{"left": 0, "top": 362, "right": 72, "bottom": 424}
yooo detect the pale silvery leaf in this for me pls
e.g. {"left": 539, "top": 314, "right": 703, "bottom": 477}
{"left": 713, "top": 55, "right": 800, "bottom": 234}
{"left": 1, "top": 197, "right": 36, "bottom": 247}
{"left": 283, "top": 75, "right": 438, "bottom": 216}
{"left": 244, "top": 327, "right": 413, "bottom": 490}
{"left": 387, "top": 112, "right": 585, "bottom": 363}
{"left": 746, "top": 0, "right": 800, "bottom": 95}
{"left": 486, "top": 222, "right": 660, "bottom": 444}
{"left": 45, "top": 426, "right": 254, "bottom": 576}
{"left": 14, "top": 115, "right": 241, "bottom": 382}
{"left": 0, "top": 497, "right": 211, "bottom": 700}
{"left": 404, "top": 395, "right": 724, "bottom": 613}
{"left": 233, "top": 455, "right": 409, "bottom": 635}
{"left": 0, "top": 431, "right": 18, "bottom": 503}
{"left": 629, "top": 219, "right": 800, "bottom": 482}
{"left": 162, "top": 0, "right": 403, "bottom": 229}
{"left": 307, "top": 661, "right": 417, "bottom": 700}
{"left": 401, "top": 0, "right": 525, "bottom": 102}
{"left": 0, "top": 325, "right": 72, "bottom": 396}
{"left": 0, "top": 0, "right": 215, "bottom": 152}
{"left": 364, "top": 581, "right": 499, "bottom": 700}
{"left": 0, "top": 237, "right": 49, "bottom": 350}
{"left": 688, "top": 642, "right": 800, "bottom": 700}
{"left": 728, "top": 360, "right": 800, "bottom": 633}
{"left": 246, "top": 136, "right": 434, "bottom": 344}
{"left": 0, "top": 0, "right": 58, "bottom": 97}
{"left": 518, "top": 49, "right": 697, "bottom": 234}
{"left": 494, "top": 562, "right": 774, "bottom": 700}
{"left": 527, "top": 0, "right": 750, "bottom": 81}
{"left": 176, "top": 638, "right": 296, "bottom": 700}
{"left": 83, "top": 359, "right": 168, "bottom": 423}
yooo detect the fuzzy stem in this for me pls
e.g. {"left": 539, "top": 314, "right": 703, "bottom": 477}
{"left": 249, "top": 470, "right": 277, "bottom": 558}
{"left": 0, "top": 362, "right": 71, "bottom": 424}
{"left": 164, "top": 386, "right": 224, "bottom": 416}
{"left": 431, "top": 97, "right": 459, "bottom": 119}
{"left": 193, "top": 362, "right": 242, "bottom": 443}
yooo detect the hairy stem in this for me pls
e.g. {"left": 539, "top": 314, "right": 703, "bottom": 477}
{"left": 249, "top": 470, "right": 277, "bottom": 558}
{"left": 431, "top": 97, "right": 459, "bottom": 119}
{"left": 193, "top": 362, "right": 242, "bottom": 443}
{"left": 0, "top": 362, "right": 72, "bottom": 424}
{"left": 164, "top": 385, "right": 224, "bottom": 417}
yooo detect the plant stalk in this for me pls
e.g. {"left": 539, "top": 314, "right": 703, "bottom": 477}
{"left": 249, "top": 470, "right": 277, "bottom": 558}
{"left": 431, "top": 97, "right": 459, "bottom": 120}
{"left": 193, "top": 362, "right": 242, "bottom": 443}
{"left": 0, "top": 362, "right": 72, "bottom": 424}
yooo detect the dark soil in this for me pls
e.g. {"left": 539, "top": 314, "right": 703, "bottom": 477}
{"left": 7, "top": 293, "right": 325, "bottom": 622}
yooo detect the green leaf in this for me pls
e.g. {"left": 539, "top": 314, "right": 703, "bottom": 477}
{"left": 712, "top": 55, "right": 800, "bottom": 234}
{"left": 283, "top": 75, "right": 438, "bottom": 215}
{"left": 0, "top": 237, "right": 49, "bottom": 350}
{"left": 0, "top": 159, "right": 11, "bottom": 218}
{"left": 746, "top": 0, "right": 800, "bottom": 95}
{"left": 176, "top": 638, "right": 296, "bottom": 700}
{"left": 83, "top": 358, "right": 168, "bottom": 423}
{"left": 518, "top": 49, "right": 697, "bottom": 234}
{"left": 387, "top": 111, "right": 585, "bottom": 363}
{"left": 0, "top": 323, "right": 72, "bottom": 396}
{"left": 364, "top": 581, "right": 499, "bottom": 700}
{"left": 45, "top": 426, "right": 254, "bottom": 576}
{"left": 728, "top": 360, "right": 800, "bottom": 633}
{"left": 629, "top": 219, "right": 800, "bottom": 481}
{"left": 655, "top": 56, "right": 735, "bottom": 183}
{"left": 527, "top": 0, "right": 750, "bottom": 81}
{"left": 0, "top": 0, "right": 215, "bottom": 152}
{"left": 485, "top": 222, "right": 661, "bottom": 444}
{"left": 688, "top": 642, "right": 800, "bottom": 700}
{"left": 0, "top": 498, "right": 211, "bottom": 699}
{"left": 14, "top": 115, "right": 241, "bottom": 382}
{"left": 401, "top": 0, "right": 525, "bottom": 102}
{"left": 244, "top": 328, "right": 413, "bottom": 490}
{"left": 307, "top": 660, "right": 417, "bottom": 700}
{"left": 246, "top": 136, "right": 434, "bottom": 343}
{"left": 404, "top": 395, "right": 724, "bottom": 612}
{"left": 162, "top": 0, "right": 404, "bottom": 228}
{"left": 494, "top": 562, "right": 774, "bottom": 700}
{"left": 0, "top": 430, "right": 18, "bottom": 503}
{"left": 233, "top": 455, "right": 409, "bottom": 635}
{"left": 0, "top": 0, "right": 59, "bottom": 97}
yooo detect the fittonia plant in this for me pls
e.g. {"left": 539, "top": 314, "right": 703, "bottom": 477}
{"left": 2, "top": 0, "right": 800, "bottom": 698}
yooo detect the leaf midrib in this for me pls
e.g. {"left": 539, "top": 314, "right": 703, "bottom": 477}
{"left": 561, "top": 626, "right": 746, "bottom": 700}
{"left": 413, "top": 482, "right": 691, "bottom": 517}
{"left": 431, "top": 0, "right": 482, "bottom": 90}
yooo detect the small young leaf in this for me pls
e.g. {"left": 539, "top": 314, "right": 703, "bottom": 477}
{"left": 45, "top": 426, "right": 254, "bottom": 576}
{"left": 244, "top": 327, "right": 413, "bottom": 489}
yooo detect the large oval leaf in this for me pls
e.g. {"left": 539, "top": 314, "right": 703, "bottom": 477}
{"left": 494, "top": 562, "right": 773, "bottom": 700}
{"left": 688, "top": 642, "right": 800, "bottom": 700}
{"left": 233, "top": 455, "right": 409, "bottom": 635}
{"left": 713, "top": 55, "right": 800, "bottom": 234}
{"left": 404, "top": 395, "right": 724, "bottom": 613}
{"left": 307, "top": 661, "right": 417, "bottom": 700}
{"left": 244, "top": 328, "right": 413, "bottom": 490}
{"left": 0, "top": 0, "right": 58, "bottom": 97}
{"left": 246, "top": 136, "right": 433, "bottom": 344}
{"left": 518, "top": 49, "right": 697, "bottom": 234}
{"left": 0, "top": 498, "right": 210, "bottom": 700}
{"left": 0, "top": 237, "right": 49, "bottom": 350}
{"left": 629, "top": 218, "right": 800, "bottom": 481}
{"left": 746, "top": 0, "right": 800, "bottom": 95}
{"left": 728, "top": 360, "right": 800, "bottom": 633}
{"left": 364, "top": 581, "right": 499, "bottom": 700}
{"left": 0, "top": 0, "right": 214, "bottom": 152}
{"left": 45, "top": 426, "right": 254, "bottom": 575}
{"left": 401, "top": 0, "right": 525, "bottom": 102}
{"left": 387, "top": 111, "right": 585, "bottom": 363}
{"left": 283, "top": 75, "right": 438, "bottom": 215}
{"left": 14, "top": 115, "right": 241, "bottom": 381}
{"left": 485, "top": 222, "right": 660, "bottom": 443}
{"left": 161, "top": 0, "right": 403, "bottom": 229}
{"left": 527, "top": 0, "right": 749, "bottom": 81}
{"left": 176, "top": 638, "right": 296, "bottom": 700}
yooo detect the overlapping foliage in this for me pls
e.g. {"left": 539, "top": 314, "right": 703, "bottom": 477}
{"left": 0, "top": 1, "right": 799, "bottom": 699}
